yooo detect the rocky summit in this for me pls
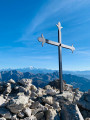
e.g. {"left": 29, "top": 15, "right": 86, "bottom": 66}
{"left": 0, "top": 78, "right": 90, "bottom": 120}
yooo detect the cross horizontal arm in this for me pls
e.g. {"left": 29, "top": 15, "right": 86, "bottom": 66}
{"left": 38, "top": 34, "right": 75, "bottom": 53}
{"left": 45, "top": 39, "right": 60, "bottom": 46}
{"left": 61, "top": 44, "right": 75, "bottom": 52}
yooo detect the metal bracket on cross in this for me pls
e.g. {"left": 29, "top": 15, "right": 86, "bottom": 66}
{"left": 38, "top": 22, "right": 75, "bottom": 94}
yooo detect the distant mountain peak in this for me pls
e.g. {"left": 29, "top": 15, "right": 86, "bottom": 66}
{"left": 29, "top": 66, "right": 35, "bottom": 70}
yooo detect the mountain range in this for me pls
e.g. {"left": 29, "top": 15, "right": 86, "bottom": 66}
{"left": 0, "top": 67, "right": 90, "bottom": 80}
{"left": 0, "top": 70, "right": 89, "bottom": 92}
{"left": 0, "top": 67, "right": 55, "bottom": 74}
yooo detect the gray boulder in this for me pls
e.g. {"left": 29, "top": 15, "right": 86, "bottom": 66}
{"left": 0, "top": 96, "right": 6, "bottom": 107}
{"left": 18, "top": 111, "right": 25, "bottom": 118}
{"left": 30, "top": 92, "right": 38, "bottom": 99}
{"left": 31, "top": 85, "right": 37, "bottom": 92}
{"left": 18, "top": 79, "right": 32, "bottom": 87}
{"left": 31, "top": 106, "right": 47, "bottom": 116}
{"left": 23, "top": 107, "right": 31, "bottom": 117}
{"left": 19, "top": 86, "right": 28, "bottom": 93}
{"left": 56, "top": 91, "right": 74, "bottom": 105}
{"left": 3, "top": 83, "right": 11, "bottom": 95}
{"left": 8, "top": 79, "right": 16, "bottom": 84}
{"left": 36, "top": 88, "right": 46, "bottom": 97}
{"left": 46, "top": 89, "right": 57, "bottom": 96}
{"left": 46, "top": 109, "right": 60, "bottom": 120}
{"left": 42, "top": 96, "right": 54, "bottom": 105}
{"left": 64, "top": 84, "right": 73, "bottom": 92}
{"left": 7, "top": 94, "right": 29, "bottom": 113}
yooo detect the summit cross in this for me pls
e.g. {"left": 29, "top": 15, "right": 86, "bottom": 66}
{"left": 38, "top": 22, "right": 75, "bottom": 94}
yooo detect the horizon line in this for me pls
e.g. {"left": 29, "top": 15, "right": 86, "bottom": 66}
{"left": 0, "top": 67, "right": 90, "bottom": 72}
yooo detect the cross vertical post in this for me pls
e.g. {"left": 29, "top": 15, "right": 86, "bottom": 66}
{"left": 38, "top": 22, "right": 75, "bottom": 94}
{"left": 57, "top": 22, "right": 63, "bottom": 94}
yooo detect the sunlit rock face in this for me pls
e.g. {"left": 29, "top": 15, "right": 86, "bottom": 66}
{"left": 0, "top": 78, "right": 89, "bottom": 120}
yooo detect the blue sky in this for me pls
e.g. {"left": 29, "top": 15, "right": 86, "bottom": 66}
{"left": 0, "top": 0, "right": 90, "bottom": 70}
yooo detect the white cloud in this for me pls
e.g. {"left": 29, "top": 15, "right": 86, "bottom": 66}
{"left": 18, "top": 0, "right": 90, "bottom": 42}
{"left": 75, "top": 48, "right": 90, "bottom": 56}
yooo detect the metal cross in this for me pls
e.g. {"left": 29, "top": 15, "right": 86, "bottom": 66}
{"left": 38, "top": 22, "right": 75, "bottom": 94}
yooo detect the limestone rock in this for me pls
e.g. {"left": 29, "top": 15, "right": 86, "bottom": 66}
{"left": 18, "top": 112, "right": 25, "bottom": 118}
{"left": 56, "top": 91, "right": 74, "bottom": 104}
{"left": 64, "top": 84, "right": 73, "bottom": 92}
{"left": 28, "top": 99, "right": 34, "bottom": 107}
{"left": 31, "top": 85, "right": 37, "bottom": 92}
{"left": 18, "top": 79, "right": 32, "bottom": 87}
{"left": 0, "top": 96, "right": 6, "bottom": 107}
{"left": 46, "top": 89, "right": 57, "bottom": 96}
{"left": 30, "top": 101, "right": 45, "bottom": 109}
{"left": 7, "top": 94, "right": 29, "bottom": 113}
{"left": 19, "top": 86, "right": 27, "bottom": 93}
{"left": 8, "top": 79, "right": 16, "bottom": 84}
{"left": 31, "top": 106, "right": 47, "bottom": 116}
{"left": 46, "top": 109, "right": 60, "bottom": 120}
{"left": 53, "top": 102, "right": 60, "bottom": 110}
{"left": 74, "top": 90, "right": 83, "bottom": 102}
{"left": 36, "top": 88, "right": 46, "bottom": 97}
{"left": 3, "top": 83, "right": 11, "bottom": 95}
{"left": 31, "top": 92, "right": 38, "bottom": 99}
{"left": 42, "top": 96, "right": 54, "bottom": 105}
{"left": 23, "top": 107, "right": 31, "bottom": 117}
{"left": 17, "top": 92, "right": 25, "bottom": 96}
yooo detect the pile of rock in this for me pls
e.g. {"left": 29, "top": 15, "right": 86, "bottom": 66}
{"left": 0, "top": 78, "right": 89, "bottom": 120}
